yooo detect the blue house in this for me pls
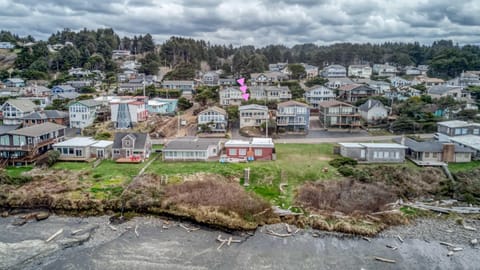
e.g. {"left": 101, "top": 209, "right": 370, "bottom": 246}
{"left": 4, "top": 78, "right": 25, "bottom": 87}
{"left": 52, "top": 84, "right": 76, "bottom": 94}
{"left": 147, "top": 98, "right": 178, "bottom": 114}
{"left": 276, "top": 101, "right": 310, "bottom": 133}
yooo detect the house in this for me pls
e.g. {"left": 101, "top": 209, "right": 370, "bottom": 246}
{"left": 224, "top": 138, "right": 275, "bottom": 161}
{"left": 358, "top": 99, "right": 389, "bottom": 123}
{"left": 68, "top": 99, "right": 103, "bottom": 128}
{"left": 268, "top": 63, "right": 288, "bottom": 72}
{"left": 53, "top": 137, "right": 113, "bottom": 161}
{"left": 276, "top": 101, "right": 310, "bottom": 133}
{"left": 325, "top": 77, "right": 354, "bottom": 89}
{"left": 218, "top": 78, "right": 237, "bottom": 87}
{"left": 338, "top": 143, "right": 407, "bottom": 163}
{"left": 318, "top": 100, "right": 361, "bottom": 129}
{"left": 68, "top": 68, "right": 91, "bottom": 78}
{"left": 348, "top": 65, "right": 372, "bottom": 78}
{"left": 435, "top": 120, "right": 480, "bottom": 140}
{"left": 197, "top": 106, "right": 228, "bottom": 133}
{"left": 147, "top": 98, "right": 178, "bottom": 114}
{"left": 337, "top": 84, "right": 377, "bottom": 103}
{"left": 28, "top": 85, "right": 51, "bottom": 97}
{"left": 118, "top": 82, "right": 145, "bottom": 93}
{"left": 373, "top": 64, "right": 397, "bottom": 77}
{"left": 219, "top": 87, "right": 243, "bottom": 106}
{"left": 405, "top": 66, "right": 422, "bottom": 76}
{"left": 18, "top": 96, "right": 52, "bottom": 109}
{"left": 66, "top": 80, "right": 94, "bottom": 91}
{"left": 395, "top": 137, "right": 473, "bottom": 164}
{"left": 161, "top": 80, "right": 195, "bottom": 96}
{"left": 249, "top": 85, "right": 292, "bottom": 102}
{"left": 412, "top": 76, "right": 445, "bottom": 86}
{"left": 359, "top": 79, "right": 391, "bottom": 94}
{"left": 162, "top": 137, "right": 220, "bottom": 161}
{"left": 321, "top": 65, "right": 347, "bottom": 78}
{"left": 22, "top": 110, "right": 69, "bottom": 127}
{"left": 427, "top": 85, "right": 470, "bottom": 101}
{"left": 390, "top": 77, "right": 412, "bottom": 88}
{"left": 110, "top": 97, "right": 148, "bottom": 129}
{"left": 304, "top": 85, "right": 336, "bottom": 109}
{"left": 112, "top": 50, "right": 131, "bottom": 59}
{"left": 0, "top": 42, "right": 15, "bottom": 49}
{"left": 51, "top": 84, "right": 75, "bottom": 94}
{"left": 112, "top": 132, "right": 151, "bottom": 162}
{"left": 250, "top": 72, "right": 289, "bottom": 85}
{"left": 448, "top": 135, "right": 480, "bottom": 160}
{"left": 53, "top": 92, "right": 80, "bottom": 101}
{"left": 302, "top": 64, "right": 319, "bottom": 79}
{"left": 0, "top": 122, "right": 66, "bottom": 165}
{"left": 202, "top": 71, "right": 220, "bottom": 86}
{"left": 4, "top": 78, "right": 25, "bottom": 88}
{"left": 1, "top": 99, "right": 37, "bottom": 125}
{"left": 239, "top": 104, "right": 269, "bottom": 129}
{"left": 458, "top": 71, "right": 480, "bottom": 87}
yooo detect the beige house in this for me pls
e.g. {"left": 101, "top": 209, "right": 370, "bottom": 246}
{"left": 239, "top": 104, "right": 269, "bottom": 128}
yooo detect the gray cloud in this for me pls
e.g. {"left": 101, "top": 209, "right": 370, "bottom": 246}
{"left": 1, "top": 0, "right": 479, "bottom": 47}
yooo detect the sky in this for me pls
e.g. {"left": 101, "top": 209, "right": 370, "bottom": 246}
{"left": 1, "top": 0, "right": 479, "bottom": 47}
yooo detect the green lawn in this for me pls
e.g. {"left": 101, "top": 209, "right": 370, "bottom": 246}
{"left": 5, "top": 166, "right": 33, "bottom": 177}
{"left": 146, "top": 143, "right": 339, "bottom": 207}
{"left": 449, "top": 161, "right": 480, "bottom": 173}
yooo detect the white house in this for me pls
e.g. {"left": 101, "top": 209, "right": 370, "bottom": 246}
{"left": 197, "top": 106, "right": 228, "bottom": 133}
{"left": 219, "top": 87, "right": 243, "bottom": 106}
{"left": 302, "top": 63, "right": 319, "bottom": 79}
{"left": 358, "top": 99, "right": 389, "bottom": 123}
{"left": 373, "top": 64, "right": 397, "bottom": 77}
{"left": 321, "top": 65, "right": 347, "bottom": 78}
{"left": 304, "top": 85, "right": 336, "bottom": 108}
{"left": 249, "top": 85, "right": 292, "bottom": 102}
{"left": 390, "top": 77, "right": 412, "bottom": 88}
{"left": 239, "top": 104, "right": 268, "bottom": 129}
{"left": 348, "top": 65, "right": 372, "bottom": 78}
{"left": 1, "top": 99, "right": 37, "bottom": 125}
{"left": 69, "top": 99, "right": 103, "bottom": 128}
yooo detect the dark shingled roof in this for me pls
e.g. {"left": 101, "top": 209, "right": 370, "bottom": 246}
{"left": 163, "top": 137, "right": 219, "bottom": 151}
{"left": 7, "top": 122, "right": 66, "bottom": 137}
{"left": 112, "top": 133, "right": 149, "bottom": 150}
{"left": 358, "top": 99, "right": 384, "bottom": 112}
{"left": 0, "top": 125, "right": 20, "bottom": 134}
{"left": 22, "top": 110, "right": 68, "bottom": 120}
{"left": 394, "top": 137, "right": 474, "bottom": 153}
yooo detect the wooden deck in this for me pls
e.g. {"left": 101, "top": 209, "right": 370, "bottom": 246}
{"left": 407, "top": 157, "right": 446, "bottom": 167}
{"left": 115, "top": 157, "right": 144, "bottom": 163}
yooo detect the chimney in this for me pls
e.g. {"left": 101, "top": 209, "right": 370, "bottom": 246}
{"left": 368, "top": 99, "right": 372, "bottom": 108}
{"left": 442, "top": 143, "right": 455, "bottom": 163}
{"left": 401, "top": 135, "right": 405, "bottom": 145}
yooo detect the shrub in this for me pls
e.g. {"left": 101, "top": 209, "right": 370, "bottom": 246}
{"left": 337, "top": 166, "right": 354, "bottom": 177}
{"left": 0, "top": 171, "right": 32, "bottom": 185}
{"left": 95, "top": 132, "right": 112, "bottom": 140}
{"left": 329, "top": 157, "right": 358, "bottom": 168}
{"left": 35, "top": 150, "right": 60, "bottom": 168}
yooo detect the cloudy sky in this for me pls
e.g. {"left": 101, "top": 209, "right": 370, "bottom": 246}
{"left": 1, "top": 0, "right": 479, "bottom": 47}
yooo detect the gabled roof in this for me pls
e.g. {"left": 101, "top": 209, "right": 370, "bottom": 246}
{"left": 113, "top": 132, "right": 149, "bottom": 150}
{"left": 7, "top": 122, "right": 66, "bottom": 137}
{"left": 338, "top": 84, "right": 375, "bottom": 92}
{"left": 164, "top": 137, "right": 219, "bottom": 151}
{"left": 317, "top": 100, "right": 354, "bottom": 108}
{"left": 0, "top": 125, "right": 20, "bottom": 134}
{"left": 53, "top": 84, "right": 75, "bottom": 91}
{"left": 22, "top": 110, "right": 68, "bottom": 120}
{"left": 306, "top": 85, "right": 332, "bottom": 92}
{"left": 2, "top": 99, "right": 36, "bottom": 112}
{"left": 199, "top": 106, "right": 227, "bottom": 115}
{"left": 72, "top": 99, "right": 102, "bottom": 107}
{"left": 393, "top": 137, "right": 474, "bottom": 153}
{"left": 56, "top": 92, "right": 80, "bottom": 99}
{"left": 277, "top": 100, "right": 308, "bottom": 107}
{"left": 428, "top": 86, "right": 462, "bottom": 95}
{"left": 239, "top": 104, "right": 268, "bottom": 111}
{"left": 4, "top": 78, "right": 24, "bottom": 83}
{"left": 358, "top": 99, "right": 385, "bottom": 112}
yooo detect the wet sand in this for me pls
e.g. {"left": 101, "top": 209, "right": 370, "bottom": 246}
{"left": 1, "top": 215, "right": 479, "bottom": 270}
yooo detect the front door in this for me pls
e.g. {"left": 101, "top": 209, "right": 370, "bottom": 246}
{"left": 360, "top": 149, "right": 366, "bottom": 159}
{"left": 97, "top": 149, "right": 104, "bottom": 158}
{"left": 126, "top": 149, "right": 132, "bottom": 157}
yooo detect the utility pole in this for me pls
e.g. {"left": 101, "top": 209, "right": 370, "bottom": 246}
{"left": 264, "top": 84, "right": 268, "bottom": 138}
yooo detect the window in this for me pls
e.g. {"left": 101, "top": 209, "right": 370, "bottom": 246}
{"left": 229, "top": 148, "right": 237, "bottom": 155}
{"left": 373, "top": 151, "right": 378, "bottom": 158}
{"left": 254, "top": 149, "right": 262, "bottom": 156}
{"left": 0, "top": 135, "right": 9, "bottom": 145}
{"left": 432, "top": 152, "right": 438, "bottom": 158}
{"left": 384, "top": 152, "right": 389, "bottom": 158}
{"left": 395, "top": 152, "right": 400, "bottom": 159}
{"left": 62, "top": 148, "right": 68, "bottom": 155}
{"left": 69, "top": 148, "right": 74, "bottom": 155}
{"left": 239, "top": 148, "right": 247, "bottom": 156}
{"left": 474, "top": 129, "right": 479, "bottom": 135}
{"left": 425, "top": 152, "right": 430, "bottom": 158}
{"left": 114, "top": 149, "right": 120, "bottom": 155}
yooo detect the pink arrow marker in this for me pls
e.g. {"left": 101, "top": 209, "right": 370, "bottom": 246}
{"left": 242, "top": 93, "right": 250, "bottom": 101}
{"left": 240, "top": 85, "right": 248, "bottom": 93}
{"left": 237, "top": 78, "right": 245, "bottom": 85}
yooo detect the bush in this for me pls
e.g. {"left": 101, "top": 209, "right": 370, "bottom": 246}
{"left": 329, "top": 157, "right": 358, "bottom": 168}
{"left": 0, "top": 171, "right": 32, "bottom": 185}
{"left": 95, "top": 132, "right": 112, "bottom": 140}
{"left": 337, "top": 166, "right": 354, "bottom": 177}
{"left": 35, "top": 150, "right": 60, "bottom": 168}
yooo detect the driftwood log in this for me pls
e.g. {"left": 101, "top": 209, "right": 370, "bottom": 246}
{"left": 216, "top": 235, "right": 241, "bottom": 250}
{"left": 374, "top": 257, "right": 396, "bottom": 263}
{"left": 46, "top": 229, "right": 63, "bottom": 243}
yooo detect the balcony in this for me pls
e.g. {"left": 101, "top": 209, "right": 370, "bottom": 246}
{"left": 0, "top": 138, "right": 58, "bottom": 151}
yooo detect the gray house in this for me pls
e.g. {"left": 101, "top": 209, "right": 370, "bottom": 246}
{"left": 436, "top": 120, "right": 480, "bottom": 140}
{"left": 112, "top": 132, "right": 152, "bottom": 162}
{"left": 394, "top": 137, "right": 473, "bottom": 164}
{"left": 338, "top": 143, "right": 407, "bottom": 163}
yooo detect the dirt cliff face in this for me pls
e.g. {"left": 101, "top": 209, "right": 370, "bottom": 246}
{"left": 0, "top": 50, "right": 16, "bottom": 70}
